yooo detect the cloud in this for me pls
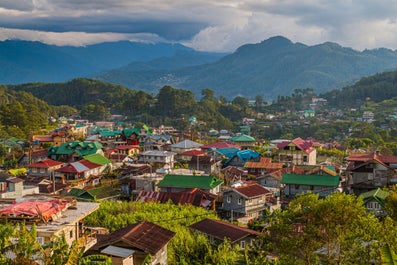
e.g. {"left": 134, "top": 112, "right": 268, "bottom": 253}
{"left": 0, "top": 0, "right": 397, "bottom": 52}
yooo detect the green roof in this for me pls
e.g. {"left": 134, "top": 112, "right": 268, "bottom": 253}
{"left": 123, "top": 128, "right": 140, "bottom": 137}
{"left": 230, "top": 134, "right": 256, "bottom": 142}
{"left": 83, "top": 153, "right": 111, "bottom": 165}
{"left": 68, "top": 186, "right": 121, "bottom": 201}
{"left": 157, "top": 174, "right": 223, "bottom": 189}
{"left": 48, "top": 141, "right": 103, "bottom": 156}
{"left": 360, "top": 188, "right": 389, "bottom": 206}
{"left": 100, "top": 130, "right": 121, "bottom": 137}
{"left": 281, "top": 174, "right": 340, "bottom": 187}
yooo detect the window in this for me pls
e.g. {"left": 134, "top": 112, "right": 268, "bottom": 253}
{"left": 227, "top": 195, "right": 231, "bottom": 203}
{"left": 70, "top": 230, "right": 73, "bottom": 239}
{"left": 238, "top": 198, "right": 242, "bottom": 205}
{"left": 295, "top": 185, "right": 300, "bottom": 189}
{"left": 248, "top": 199, "right": 253, "bottom": 205}
{"left": 240, "top": 241, "right": 246, "bottom": 249}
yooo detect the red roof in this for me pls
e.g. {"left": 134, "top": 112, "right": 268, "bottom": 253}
{"left": 95, "top": 221, "right": 175, "bottom": 255}
{"left": 27, "top": 159, "right": 64, "bottom": 168}
{"left": 231, "top": 183, "right": 271, "bottom": 198}
{"left": 0, "top": 199, "right": 70, "bottom": 222}
{"left": 277, "top": 137, "right": 314, "bottom": 154}
{"left": 79, "top": 159, "right": 102, "bottom": 169}
{"left": 200, "top": 142, "right": 241, "bottom": 150}
{"left": 189, "top": 218, "right": 261, "bottom": 243}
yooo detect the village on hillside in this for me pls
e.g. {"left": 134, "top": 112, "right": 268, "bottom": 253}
{"left": 0, "top": 112, "right": 395, "bottom": 264}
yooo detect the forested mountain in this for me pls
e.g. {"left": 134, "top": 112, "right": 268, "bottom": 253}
{"left": 322, "top": 70, "right": 397, "bottom": 107}
{"left": 0, "top": 85, "right": 76, "bottom": 139}
{"left": 0, "top": 40, "right": 223, "bottom": 84}
{"left": 96, "top": 36, "right": 397, "bottom": 100}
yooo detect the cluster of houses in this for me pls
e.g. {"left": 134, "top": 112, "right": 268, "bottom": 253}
{"left": 0, "top": 121, "right": 396, "bottom": 264}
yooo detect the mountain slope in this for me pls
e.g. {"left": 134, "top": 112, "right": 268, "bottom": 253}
{"left": 96, "top": 36, "right": 397, "bottom": 99}
{"left": 0, "top": 40, "right": 222, "bottom": 84}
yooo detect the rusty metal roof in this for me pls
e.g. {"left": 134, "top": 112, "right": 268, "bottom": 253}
{"left": 95, "top": 221, "right": 175, "bottom": 255}
{"left": 189, "top": 218, "right": 261, "bottom": 243}
{"left": 226, "top": 183, "right": 272, "bottom": 199}
{"left": 136, "top": 188, "right": 217, "bottom": 208}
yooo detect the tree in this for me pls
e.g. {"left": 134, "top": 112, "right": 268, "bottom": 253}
{"left": 267, "top": 192, "right": 385, "bottom": 265}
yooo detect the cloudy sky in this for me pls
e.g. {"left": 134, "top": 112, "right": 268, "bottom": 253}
{"left": 1, "top": 0, "right": 397, "bottom": 52}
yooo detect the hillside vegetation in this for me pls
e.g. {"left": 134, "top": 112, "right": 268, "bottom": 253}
{"left": 96, "top": 36, "right": 397, "bottom": 99}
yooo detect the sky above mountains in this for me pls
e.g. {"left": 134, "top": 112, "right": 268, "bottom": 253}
{"left": 1, "top": 0, "right": 397, "bottom": 52}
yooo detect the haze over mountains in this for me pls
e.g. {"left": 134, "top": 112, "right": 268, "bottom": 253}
{"left": 2, "top": 36, "right": 397, "bottom": 99}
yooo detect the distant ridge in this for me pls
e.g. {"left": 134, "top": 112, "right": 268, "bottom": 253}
{"left": 96, "top": 36, "right": 397, "bottom": 99}
{"left": 2, "top": 36, "right": 397, "bottom": 99}
{"left": 0, "top": 40, "right": 223, "bottom": 84}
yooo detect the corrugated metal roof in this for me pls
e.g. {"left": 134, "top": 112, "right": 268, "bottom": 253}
{"left": 281, "top": 174, "right": 340, "bottom": 187}
{"left": 170, "top": 139, "right": 202, "bottom": 149}
{"left": 101, "top": 245, "right": 135, "bottom": 258}
{"left": 189, "top": 218, "right": 261, "bottom": 243}
{"left": 226, "top": 184, "right": 271, "bottom": 198}
{"left": 95, "top": 221, "right": 175, "bottom": 255}
{"left": 157, "top": 174, "right": 223, "bottom": 189}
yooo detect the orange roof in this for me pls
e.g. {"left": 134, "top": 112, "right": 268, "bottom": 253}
{"left": 32, "top": 135, "right": 53, "bottom": 142}
{"left": 244, "top": 157, "right": 283, "bottom": 169}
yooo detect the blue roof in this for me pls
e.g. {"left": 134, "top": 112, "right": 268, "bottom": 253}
{"left": 236, "top": 149, "right": 260, "bottom": 161}
{"left": 216, "top": 148, "right": 240, "bottom": 159}
{"left": 224, "top": 149, "right": 260, "bottom": 166}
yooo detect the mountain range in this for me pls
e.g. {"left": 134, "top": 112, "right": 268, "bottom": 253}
{"left": 0, "top": 40, "right": 224, "bottom": 85}
{"left": 2, "top": 36, "right": 397, "bottom": 99}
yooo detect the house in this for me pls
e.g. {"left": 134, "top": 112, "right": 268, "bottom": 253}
{"left": 281, "top": 173, "right": 341, "bottom": 198}
{"left": 304, "top": 109, "right": 315, "bottom": 118}
{"left": 37, "top": 179, "right": 70, "bottom": 195}
{"left": 179, "top": 149, "right": 206, "bottom": 162}
{"left": 346, "top": 152, "right": 397, "bottom": 194}
{"left": 54, "top": 159, "right": 106, "bottom": 187}
{"left": 121, "top": 128, "right": 140, "bottom": 146}
{"left": 48, "top": 141, "right": 104, "bottom": 162}
{"left": 143, "top": 134, "right": 172, "bottom": 151}
{"left": 88, "top": 221, "right": 175, "bottom": 265}
{"left": 0, "top": 196, "right": 99, "bottom": 248}
{"left": 224, "top": 149, "right": 260, "bottom": 168}
{"left": 359, "top": 188, "right": 389, "bottom": 217}
{"left": 276, "top": 137, "right": 317, "bottom": 165}
{"left": 27, "top": 159, "right": 65, "bottom": 177}
{"left": 169, "top": 139, "right": 202, "bottom": 154}
{"left": 138, "top": 150, "right": 177, "bottom": 168}
{"left": 136, "top": 188, "right": 217, "bottom": 210}
{"left": 189, "top": 218, "right": 262, "bottom": 249}
{"left": 0, "top": 177, "right": 39, "bottom": 199}
{"left": 188, "top": 155, "right": 222, "bottom": 175}
{"left": 244, "top": 157, "right": 283, "bottom": 176}
{"left": 18, "top": 149, "right": 49, "bottom": 166}
{"left": 31, "top": 131, "right": 68, "bottom": 150}
{"left": 229, "top": 134, "right": 256, "bottom": 149}
{"left": 221, "top": 166, "right": 248, "bottom": 186}
{"left": 157, "top": 174, "right": 223, "bottom": 195}
{"left": 221, "top": 183, "right": 272, "bottom": 223}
